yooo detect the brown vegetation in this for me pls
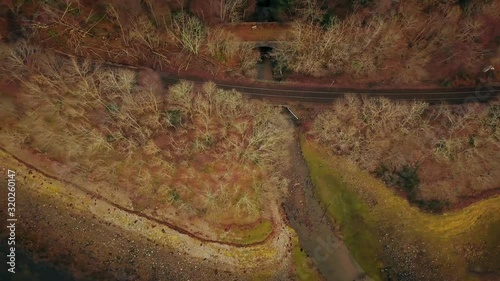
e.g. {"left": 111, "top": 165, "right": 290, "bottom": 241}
{"left": 4, "top": 0, "right": 258, "bottom": 76}
{"left": 310, "top": 95, "right": 500, "bottom": 211}
{"left": 0, "top": 42, "right": 291, "bottom": 230}
{"left": 2, "top": 0, "right": 496, "bottom": 87}
{"left": 190, "top": 0, "right": 248, "bottom": 24}
{"left": 275, "top": 0, "right": 499, "bottom": 84}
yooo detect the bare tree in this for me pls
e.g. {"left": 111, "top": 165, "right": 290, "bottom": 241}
{"left": 171, "top": 12, "right": 205, "bottom": 55}
{"left": 206, "top": 28, "right": 239, "bottom": 62}
{"left": 218, "top": 0, "right": 247, "bottom": 23}
{"left": 42, "top": 2, "right": 107, "bottom": 54}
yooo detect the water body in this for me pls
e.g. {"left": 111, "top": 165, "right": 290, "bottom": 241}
{"left": 0, "top": 247, "right": 77, "bottom": 281}
{"left": 282, "top": 130, "right": 370, "bottom": 281}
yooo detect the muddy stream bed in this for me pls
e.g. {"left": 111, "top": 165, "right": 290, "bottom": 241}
{"left": 282, "top": 128, "right": 370, "bottom": 281}
{"left": 0, "top": 117, "right": 370, "bottom": 281}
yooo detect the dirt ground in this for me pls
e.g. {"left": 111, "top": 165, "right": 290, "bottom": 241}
{"left": 6, "top": 188, "right": 233, "bottom": 281}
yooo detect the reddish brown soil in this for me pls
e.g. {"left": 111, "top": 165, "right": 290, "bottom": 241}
{"left": 220, "top": 22, "right": 290, "bottom": 41}
{"left": 451, "top": 188, "right": 500, "bottom": 211}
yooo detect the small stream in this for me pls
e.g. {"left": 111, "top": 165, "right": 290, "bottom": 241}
{"left": 256, "top": 47, "right": 275, "bottom": 81}
{"left": 1, "top": 121, "right": 369, "bottom": 281}
{"left": 282, "top": 129, "right": 370, "bottom": 281}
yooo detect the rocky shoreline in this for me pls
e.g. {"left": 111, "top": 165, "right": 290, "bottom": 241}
{"left": 0, "top": 149, "right": 294, "bottom": 281}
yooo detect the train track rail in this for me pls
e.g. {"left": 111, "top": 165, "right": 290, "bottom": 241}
{"left": 53, "top": 49, "right": 499, "bottom": 104}
{"left": 161, "top": 75, "right": 500, "bottom": 104}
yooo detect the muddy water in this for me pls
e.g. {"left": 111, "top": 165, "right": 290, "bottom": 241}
{"left": 257, "top": 58, "right": 274, "bottom": 81}
{"left": 0, "top": 247, "right": 78, "bottom": 281}
{"left": 283, "top": 129, "right": 370, "bottom": 281}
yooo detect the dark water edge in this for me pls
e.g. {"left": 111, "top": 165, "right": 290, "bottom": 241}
{"left": 0, "top": 247, "right": 78, "bottom": 281}
{"left": 282, "top": 132, "right": 368, "bottom": 281}
{"left": 0, "top": 173, "right": 287, "bottom": 281}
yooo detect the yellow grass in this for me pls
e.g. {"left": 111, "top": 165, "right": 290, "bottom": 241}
{"left": 290, "top": 227, "right": 324, "bottom": 281}
{"left": 302, "top": 139, "right": 500, "bottom": 280}
{"left": 217, "top": 219, "right": 273, "bottom": 245}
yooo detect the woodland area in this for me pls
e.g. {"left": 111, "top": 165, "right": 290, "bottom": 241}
{"left": 0, "top": 41, "right": 291, "bottom": 230}
{"left": 1, "top": 0, "right": 260, "bottom": 77}
{"left": 0, "top": 0, "right": 497, "bottom": 227}
{"left": 275, "top": 0, "right": 500, "bottom": 85}
{"left": 0, "top": 2, "right": 498, "bottom": 281}
{"left": 310, "top": 95, "right": 500, "bottom": 212}
{"left": 0, "top": 2, "right": 499, "bottom": 281}
{"left": 0, "top": 0, "right": 498, "bottom": 86}
{"left": 0, "top": 0, "right": 497, "bottom": 228}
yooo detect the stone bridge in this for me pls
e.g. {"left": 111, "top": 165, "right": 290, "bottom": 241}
{"left": 245, "top": 41, "right": 280, "bottom": 48}
{"left": 219, "top": 22, "right": 289, "bottom": 49}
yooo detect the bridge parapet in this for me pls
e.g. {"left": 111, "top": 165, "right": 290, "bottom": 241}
{"left": 219, "top": 22, "right": 289, "bottom": 44}
{"left": 244, "top": 41, "right": 280, "bottom": 48}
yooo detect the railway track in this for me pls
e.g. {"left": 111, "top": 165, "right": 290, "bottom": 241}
{"left": 161, "top": 75, "right": 500, "bottom": 104}
{"left": 53, "top": 49, "right": 499, "bottom": 104}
